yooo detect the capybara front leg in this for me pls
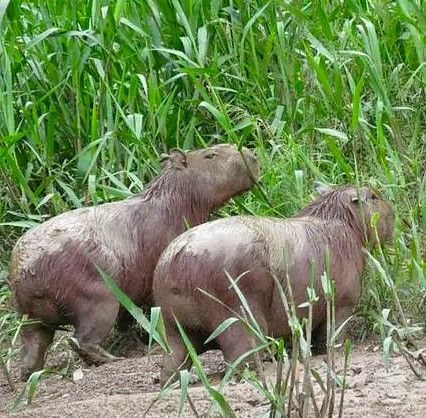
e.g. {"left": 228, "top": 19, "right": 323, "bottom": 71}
{"left": 20, "top": 323, "right": 54, "bottom": 381}
{"left": 312, "top": 305, "right": 354, "bottom": 354}
{"left": 72, "top": 291, "right": 121, "bottom": 365}
{"left": 217, "top": 321, "right": 263, "bottom": 378}
{"left": 160, "top": 329, "right": 192, "bottom": 387}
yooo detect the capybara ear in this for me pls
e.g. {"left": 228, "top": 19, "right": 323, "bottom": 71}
{"left": 169, "top": 148, "right": 187, "bottom": 168}
{"left": 350, "top": 187, "right": 369, "bottom": 203}
{"left": 160, "top": 153, "right": 171, "bottom": 169}
{"left": 314, "top": 181, "right": 332, "bottom": 195}
{"left": 161, "top": 149, "right": 187, "bottom": 169}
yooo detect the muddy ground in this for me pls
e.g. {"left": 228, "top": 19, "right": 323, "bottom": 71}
{"left": 1, "top": 335, "right": 425, "bottom": 418}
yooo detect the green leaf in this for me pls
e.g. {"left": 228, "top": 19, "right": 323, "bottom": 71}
{"left": 178, "top": 370, "right": 190, "bottom": 417}
{"left": 330, "top": 315, "right": 354, "bottom": 345}
{"left": 98, "top": 269, "right": 168, "bottom": 352}
{"left": 197, "top": 25, "right": 208, "bottom": 65}
{"left": 0, "top": 220, "right": 39, "bottom": 229}
{"left": 199, "top": 101, "right": 231, "bottom": 131}
{"left": 315, "top": 128, "right": 349, "bottom": 142}
{"left": 351, "top": 76, "right": 365, "bottom": 129}
{"left": 114, "top": 0, "right": 125, "bottom": 21}
{"left": 305, "top": 31, "right": 335, "bottom": 62}
{"left": 25, "top": 28, "right": 62, "bottom": 50}
{"left": 204, "top": 317, "right": 239, "bottom": 344}
{"left": 0, "top": 0, "right": 11, "bottom": 27}
{"left": 56, "top": 179, "right": 82, "bottom": 208}
{"left": 119, "top": 17, "right": 146, "bottom": 37}
{"left": 382, "top": 336, "right": 394, "bottom": 367}
{"left": 27, "top": 370, "right": 47, "bottom": 404}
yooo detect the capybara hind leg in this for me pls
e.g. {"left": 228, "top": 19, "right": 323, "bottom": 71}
{"left": 160, "top": 331, "right": 193, "bottom": 386}
{"left": 20, "top": 323, "right": 54, "bottom": 381}
{"left": 73, "top": 293, "right": 121, "bottom": 365}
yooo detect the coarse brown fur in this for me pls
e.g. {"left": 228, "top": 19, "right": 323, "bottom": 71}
{"left": 10, "top": 144, "right": 260, "bottom": 380}
{"left": 152, "top": 184, "right": 395, "bottom": 385}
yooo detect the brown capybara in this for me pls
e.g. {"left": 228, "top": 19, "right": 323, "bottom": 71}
{"left": 153, "top": 183, "right": 395, "bottom": 385}
{"left": 10, "top": 144, "right": 260, "bottom": 380}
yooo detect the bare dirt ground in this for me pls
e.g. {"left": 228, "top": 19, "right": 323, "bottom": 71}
{"left": 1, "top": 337, "right": 425, "bottom": 418}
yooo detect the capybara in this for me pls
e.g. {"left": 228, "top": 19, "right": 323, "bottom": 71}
{"left": 153, "top": 183, "right": 394, "bottom": 385}
{"left": 10, "top": 144, "right": 260, "bottom": 380}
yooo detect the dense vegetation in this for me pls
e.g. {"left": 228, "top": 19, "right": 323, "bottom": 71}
{"left": 0, "top": 0, "right": 425, "bottom": 414}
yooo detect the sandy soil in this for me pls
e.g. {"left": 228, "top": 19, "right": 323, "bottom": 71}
{"left": 1, "top": 338, "right": 425, "bottom": 418}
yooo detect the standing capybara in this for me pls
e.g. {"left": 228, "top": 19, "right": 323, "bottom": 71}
{"left": 153, "top": 183, "right": 394, "bottom": 385}
{"left": 10, "top": 144, "right": 260, "bottom": 380}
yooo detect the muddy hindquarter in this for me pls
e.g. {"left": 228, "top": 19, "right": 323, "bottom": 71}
{"left": 13, "top": 240, "right": 117, "bottom": 327}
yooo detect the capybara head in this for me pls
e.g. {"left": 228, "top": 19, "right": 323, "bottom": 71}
{"left": 161, "top": 144, "right": 260, "bottom": 206}
{"left": 301, "top": 182, "right": 395, "bottom": 246}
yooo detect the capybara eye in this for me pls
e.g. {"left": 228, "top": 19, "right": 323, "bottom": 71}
{"left": 204, "top": 152, "right": 218, "bottom": 159}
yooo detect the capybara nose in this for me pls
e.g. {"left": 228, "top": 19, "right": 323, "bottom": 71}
{"left": 242, "top": 146, "right": 256, "bottom": 160}
{"left": 241, "top": 147, "right": 260, "bottom": 181}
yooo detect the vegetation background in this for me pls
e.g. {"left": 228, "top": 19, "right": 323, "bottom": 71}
{"left": 0, "top": 0, "right": 425, "bottom": 404}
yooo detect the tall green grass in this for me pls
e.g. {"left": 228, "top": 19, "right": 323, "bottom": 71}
{"left": 0, "top": 1, "right": 424, "bottom": 218}
{"left": 0, "top": 0, "right": 425, "bottom": 412}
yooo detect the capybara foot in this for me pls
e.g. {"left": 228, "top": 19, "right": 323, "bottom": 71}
{"left": 70, "top": 338, "right": 123, "bottom": 365}
{"left": 159, "top": 337, "right": 193, "bottom": 387}
{"left": 311, "top": 344, "right": 327, "bottom": 356}
{"left": 228, "top": 358, "right": 264, "bottom": 383}
{"left": 21, "top": 368, "right": 36, "bottom": 382}
{"left": 20, "top": 323, "right": 55, "bottom": 381}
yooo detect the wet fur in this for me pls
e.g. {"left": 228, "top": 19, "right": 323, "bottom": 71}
{"left": 9, "top": 144, "right": 260, "bottom": 379}
{"left": 153, "top": 185, "right": 395, "bottom": 384}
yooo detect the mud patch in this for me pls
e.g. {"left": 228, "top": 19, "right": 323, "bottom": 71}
{"left": 1, "top": 342, "right": 425, "bottom": 417}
